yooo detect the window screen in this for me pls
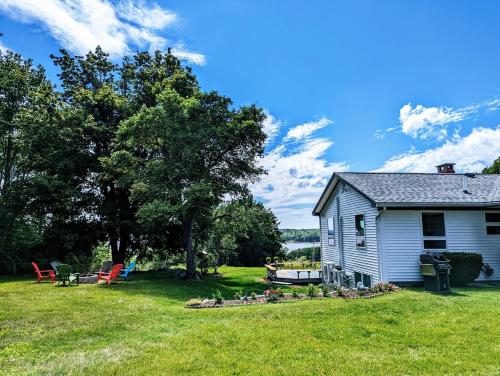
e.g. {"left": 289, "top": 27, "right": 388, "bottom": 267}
{"left": 327, "top": 218, "right": 335, "bottom": 245}
{"left": 422, "top": 213, "right": 446, "bottom": 236}
{"left": 355, "top": 214, "right": 366, "bottom": 248}
{"left": 485, "top": 213, "right": 500, "bottom": 235}
{"left": 485, "top": 213, "right": 500, "bottom": 222}
{"left": 486, "top": 226, "right": 500, "bottom": 235}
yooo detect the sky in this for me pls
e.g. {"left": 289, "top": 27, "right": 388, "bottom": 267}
{"left": 1, "top": 0, "right": 500, "bottom": 229}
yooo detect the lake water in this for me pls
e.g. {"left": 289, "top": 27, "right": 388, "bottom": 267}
{"left": 284, "top": 241, "right": 319, "bottom": 252}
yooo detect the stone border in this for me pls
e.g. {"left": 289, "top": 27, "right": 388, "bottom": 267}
{"left": 185, "top": 290, "right": 398, "bottom": 309}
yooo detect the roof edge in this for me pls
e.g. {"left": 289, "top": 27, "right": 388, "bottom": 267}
{"left": 313, "top": 173, "right": 377, "bottom": 216}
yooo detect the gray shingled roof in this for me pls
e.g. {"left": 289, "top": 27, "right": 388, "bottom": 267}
{"left": 336, "top": 172, "right": 500, "bottom": 206}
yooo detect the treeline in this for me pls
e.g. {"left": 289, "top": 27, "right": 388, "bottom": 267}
{"left": 280, "top": 229, "right": 320, "bottom": 242}
{"left": 285, "top": 246, "right": 321, "bottom": 261}
{"left": 0, "top": 48, "right": 283, "bottom": 276}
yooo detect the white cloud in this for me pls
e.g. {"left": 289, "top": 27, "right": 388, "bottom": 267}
{"left": 116, "top": 0, "right": 177, "bottom": 30}
{"left": 375, "top": 126, "right": 500, "bottom": 173}
{"left": 170, "top": 44, "right": 206, "bottom": 66}
{"left": 399, "top": 103, "right": 473, "bottom": 140}
{"left": 0, "top": 0, "right": 205, "bottom": 63}
{"left": 284, "top": 117, "right": 332, "bottom": 141}
{"left": 262, "top": 112, "right": 281, "bottom": 145}
{"left": 251, "top": 115, "right": 347, "bottom": 228}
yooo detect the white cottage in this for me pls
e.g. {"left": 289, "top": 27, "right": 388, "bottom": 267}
{"left": 312, "top": 164, "right": 500, "bottom": 286}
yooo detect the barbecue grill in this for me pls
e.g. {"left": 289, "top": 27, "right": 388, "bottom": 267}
{"left": 419, "top": 253, "right": 451, "bottom": 293}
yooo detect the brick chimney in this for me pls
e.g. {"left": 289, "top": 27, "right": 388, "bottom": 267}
{"left": 436, "top": 163, "right": 455, "bottom": 173}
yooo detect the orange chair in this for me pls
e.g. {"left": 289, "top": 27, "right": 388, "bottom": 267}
{"left": 97, "top": 264, "right": 124, "bottom": 285}
{"left": 31, "top": 261, "right": 55, "bottom": 283}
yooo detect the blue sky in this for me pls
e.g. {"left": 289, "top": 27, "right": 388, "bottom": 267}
{"left": 1, "top": 1, "right": 500, "bottom": 228}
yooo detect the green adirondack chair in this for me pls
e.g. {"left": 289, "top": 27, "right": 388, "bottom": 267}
{"left": 56, "top": 264, "right": 80, "bottom": 286}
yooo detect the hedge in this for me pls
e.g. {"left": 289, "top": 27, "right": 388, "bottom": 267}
{"left": 442, "top": 252, "right": 483, "bottom": 286}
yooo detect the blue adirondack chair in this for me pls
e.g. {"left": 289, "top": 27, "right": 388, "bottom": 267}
{"left": 118, "top": 259, "right": 136, "bottom": 280}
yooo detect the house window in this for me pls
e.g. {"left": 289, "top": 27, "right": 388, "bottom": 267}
{"left": 355, "top": 214, "right": 366, "bottom": 248}
{"left": 422, "top": 213, "right": 446, "bottom": 249}
{"left": 327, "top": 218, "right": 335, "bottom": 246}
{"left": 485, "top": 212, "right": 500, "bottom": 235}
{"left": 354, "top": 272, "right": 372, "bottom": 288}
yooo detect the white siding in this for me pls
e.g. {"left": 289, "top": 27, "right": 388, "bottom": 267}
{"left": 319, "top": 186, "right": 340, "bottom": 266}
{"left": 379, "top": 211, "right": 423, "bottom": 282}
{"left": 320, "top": 183, "right": 380, "bottom": 285}
{"left": 380, "top": 210, "right": 500, "bottom": 282}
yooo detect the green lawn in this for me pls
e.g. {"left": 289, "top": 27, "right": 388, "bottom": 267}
{"left": 0, "top": 267, "right": 499, "bottom": 376}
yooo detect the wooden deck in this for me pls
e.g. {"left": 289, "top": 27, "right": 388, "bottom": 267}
{"left": 265, "top": 264, "right": 323, "bottom": 285}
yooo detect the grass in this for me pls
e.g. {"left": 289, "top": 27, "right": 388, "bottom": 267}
{"left": 0, "top": 267, "right": 499, "bottom": 376}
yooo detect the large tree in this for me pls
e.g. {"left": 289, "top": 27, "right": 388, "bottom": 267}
{"left": 115, "top": 84, "right": 267, "bottom": 278}
{"left": 0, "top": 51, "right": 56, "bottom": 272}
{"left": 50, "top": 48, "right": 198, "bottom": 264}
{"left": 483, "top": 157, "right": 500, "bottom": 174}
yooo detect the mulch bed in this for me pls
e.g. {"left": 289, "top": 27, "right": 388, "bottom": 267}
{"left": 185, "top": 289, "right": 398, "bottom": 309}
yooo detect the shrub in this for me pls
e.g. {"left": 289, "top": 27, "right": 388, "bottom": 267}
{"left": 250, "top": 291, "right": 257, "bottom": 300}
{"left": 319, "top": 284, "right": 330, "bottom": 297}
{"left": 292, "top": 290, "right": 299, "bottom": 298}
{"left": 372, "top": 282, "right": 385, "bottom": 293}
{"left": 212, "top": 289, "right": 224, "bottom": 305}
{"left": 335, "top": 286, "right": 346, "bottom": 297}
{"left": 307, "top": 283, "right": 318, "bottom": 298}
{"left": 185, "top": 298, "right": 203, "bottom": 307}
{"left": 443, "top": 252, "right": 483, "bottom": 286}
{"left": 234, "top": 291, "right": 242, "bottom": 300}
{"left": 266, "top": 293, "right": 280, "bottom": 303}
{"left": 275, "top": 287, "right": 284, "bottom": 297}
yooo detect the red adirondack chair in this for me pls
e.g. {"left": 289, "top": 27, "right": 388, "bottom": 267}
{"left": 32, "top": 261, "right": 55, "bottom": 283}
{"left": 97, "top": 264, "right": 124, "bottom": 285}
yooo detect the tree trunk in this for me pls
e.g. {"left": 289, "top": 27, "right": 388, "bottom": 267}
{"left": 108, "top": 227, "right": 128, "bottom": 265}
{"left": 183, "top": 218, "right": 196, "bottom": 279}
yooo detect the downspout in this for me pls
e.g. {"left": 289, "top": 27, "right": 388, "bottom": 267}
{"left": 375, "top": 207, "right": 387, "bottom": 282}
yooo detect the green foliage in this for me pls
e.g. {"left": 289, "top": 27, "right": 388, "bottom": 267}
{"left": 482, "top": 157, "right": 500, "bottom": 174}
{"left": 286, "top": 246, "right": 321, "bottom": 261}
{"left": 307, "top": 283, "right": 318, "bottom": 298}
{"left": 335, "top": 285, "right": 346, "bottom": 297}
{"left": 443, "top": 252, "right": 483, "bottom": 286}
{"left": 234, "top": 290, "right": 243, "bottom": 300}
{"left": 250, "top": 291, "right": 257, "bottom": 300}
{"left": 204, "top": 197, "right": 285, "bottom": 266}
{"left": 0, "top": 47, "right": 270, "bottom": 276}
{"left": 90, "top": 243, "right": 112, "bottom": 271}
{"left": 212, "top": 289, "right": 224, "bottom": 304}
{"left": 281, "top": 229, "right": 320, "bottom": 242}
{"left": 319, "top": 283, "right": 330, "bottom": 297}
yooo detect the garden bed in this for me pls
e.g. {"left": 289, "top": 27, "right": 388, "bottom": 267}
{"left": 185, "top": 283, "right": 399, "bottom": 308}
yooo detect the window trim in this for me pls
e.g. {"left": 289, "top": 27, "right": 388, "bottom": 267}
{"left": 355, "top": 213, "right": 366, "bottom": 249}
{"left": 354, "top": 271, "right": 372, "bottom": 288}
{"left": 485, "top": 211, "right": 500, "bottom": 236}
{"left": 421, "top": 211, "right": 447, "bottom": 251}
